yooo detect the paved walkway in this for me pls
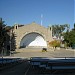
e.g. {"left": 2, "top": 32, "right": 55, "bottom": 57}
{"left": 13, "top": 48, "right": 75, "bottom": 58}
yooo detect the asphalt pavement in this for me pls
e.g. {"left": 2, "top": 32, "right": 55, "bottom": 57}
{"left": 0, "top": 61, "right": 30, "bottom": 75}
{"left": 0, "top": 60, "right": 75, "bottom": 75}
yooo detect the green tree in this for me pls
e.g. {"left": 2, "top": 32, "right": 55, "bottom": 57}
{"left": 63, "top": 27, "right": 75, "bottom": 47}
{"left": 68, "top": 30, "right": 75, "bottom": 45}
{"left": 52, "top": 24, "right": 70, "bottom": 38}
{"left": 0, "top": 18, "right": 7, "bottom": 53}
{"left": 0, "top": 18, "right": 15, "bottom": 55}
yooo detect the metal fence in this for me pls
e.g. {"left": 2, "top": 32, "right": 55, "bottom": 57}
{"left": 30, "top": 57, "right": 75, "bottom": 71}
{"left": 0, "top": 58, "right": 24, "bottom": 70}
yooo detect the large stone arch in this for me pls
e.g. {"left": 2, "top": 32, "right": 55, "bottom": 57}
{"left": 13, "top": 22, "right": 53, "bottom": 49}
{"left": 20, "top": 32, "right": 47, "bottom": 48}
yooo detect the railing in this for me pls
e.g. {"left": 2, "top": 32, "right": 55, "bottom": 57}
{"left": 30, "top": 57, "right": 75, "bottom": 70}
{"left": 0, "top": 58, "right": 24, "bottom": 70}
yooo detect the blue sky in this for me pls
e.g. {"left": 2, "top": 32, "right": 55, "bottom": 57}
{"left": 0, "top": 0, "right": 74, "bottom": 29}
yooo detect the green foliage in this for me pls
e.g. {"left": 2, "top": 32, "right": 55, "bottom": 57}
{"left": 63, "top": 29, "right": 75, "bottom": 46}
{"left": 0, "top": 18, "right": 11, "bottom": 43}
{"left": 0, "top": 18, "right": 14, "bottom": 54}
{"left": 69, "top": 30, "right": 75, "bottom": 44}
{"left": 0, "top": 18, "right": 5, "bottom": 44}
{"left": 49, "top": 40, "right": 60, "bottom": 48}
{"left": 52, "top": 24, "right": 70, "bottom": 37}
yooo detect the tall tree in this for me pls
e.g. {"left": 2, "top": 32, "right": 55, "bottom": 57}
{"left": 63, "top": 26, "right": 75, "bottom": 47}
{"left": 52, "top": 24, "right": 70, "bottom": 39}
{"left": 0, "top": 18, "right": 6, "bottom": 53}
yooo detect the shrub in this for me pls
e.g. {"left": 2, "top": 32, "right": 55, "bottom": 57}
{"left": 49, "top": 40, "right": 60, "bottom": 48}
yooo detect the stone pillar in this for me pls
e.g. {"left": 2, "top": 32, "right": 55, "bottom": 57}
{"left": 47, "top": 26, "right": 53, "bottom": 48}
{"left": 47, "top": 26, "right": 53, "bottom": 41}
{"left": 14, "top": 24, "right": 18, "bottom": 30}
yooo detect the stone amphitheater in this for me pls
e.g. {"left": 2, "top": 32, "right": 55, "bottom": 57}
{"left": 13, "top": 22, "right": 53, "bottom": 49}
